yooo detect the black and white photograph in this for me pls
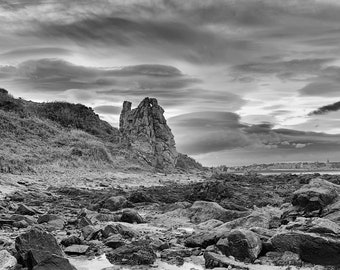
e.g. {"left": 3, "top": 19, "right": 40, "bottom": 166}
{"left": 0, "top": 0, "right": 340, "bottom": 269}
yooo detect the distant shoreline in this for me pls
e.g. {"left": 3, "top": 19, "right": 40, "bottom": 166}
{"left": 231, "top": 170, "right": 340, "bottom": 175}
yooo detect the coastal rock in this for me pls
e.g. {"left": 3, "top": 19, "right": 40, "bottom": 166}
{"left": 188, "top": 201, "right": 248, "bottom": 224}
{"left": 270, "top": 230, "right": 340, "bottom": 265}
{"left": 102, "top": 223, "right": 138, "bottom": 239}
{"left": 119, "top": 97, "right": 178, "bottom": 171}
{"left": 256, "top": 251, "right": 303, "bottom": 267}
{"left": 216, "top": 229, "right": 262, "bottom": 262}
{"left": 104, "top": 234, "right": 125, "bottom": 249}
{"left": 60, "top": 236, "right": 82, "bottom": 247}
{"left": 102, "top": 196, "right": 133, "bottom": 211}
{"left": 15, "top": 228, "right": 64, "bottom": 269}
{"left": 204, "top": 252, "right": 293, "bottom": 270}
{"left": 0, "top": 250, "right": 17, "bottom": 270}
{"left": 32, "top": 254, "right": 76, "bottom": 270}
{"left": 292, "top": 178, "right": 339, "bottom": 214}
{"left": 64, "top": 245, "right": 89, "bottom": 255}
{"left": 106, "top": 241, "right": 156, "bottom": 265}
{"left": 37, "top": 214, "right": 65, "bottom": 230}
{"left": 15, "top": 204, "right": 36, "bottom": 216}
{"left": 285, "top": 217, "right": 340, "bottom": 235}
{"left": 120, "top": 209, "right": 144, "bottom": 224}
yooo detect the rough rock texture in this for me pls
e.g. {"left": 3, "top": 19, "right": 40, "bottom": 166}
{"left": 15, "top": 228, "right": 73, "bottom": 270}
{"left": 0, "top": 250, "right": 17, "bottom": 270}
{"left": 216, "top": 229, "right": 262, "bottom": 262}
{"left": 119, "top": 97, "right": 178, "bottom": 171}
{"left": 292, "top": 178, "right": 339, "bottom": 213}
{"left": 270, "top": 231, "right": 340, "bottom": 265}
{"left": 106, "top": 241, "right": 156, "bottom": 265}
{"left": 32, "top": 254, "right": 76, "bottom": 270}
{"left": 188, "top": 201, "right": 249, "bottom": 224}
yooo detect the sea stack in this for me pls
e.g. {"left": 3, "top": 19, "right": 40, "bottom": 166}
{"left": 119, "top": 97, "right": 178, "bottom": 171}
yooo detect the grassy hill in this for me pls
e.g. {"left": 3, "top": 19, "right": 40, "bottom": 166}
{"left": 0, "top": 89, "right": 204, "bottom": 177}
{"left": 0, "top": 90, "right": 152, "bottom": 175}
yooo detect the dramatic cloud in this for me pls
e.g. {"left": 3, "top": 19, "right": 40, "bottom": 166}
{"left": 169, "top": 111, "right": 340, "bottom": 158}
{"left": 308, "top": 101, "right": 340, "bottom": 116}
{"left": 0, "top": 47, "right": 71, "bottom": 61}
{"left": 1, "top": 0, "right": 340, "bottom": 165}
{"left": 0, "top": 58, "right": 199, "bottom": 92}
{"left": 232, "top": 58, "right": 332, "bottom": 80}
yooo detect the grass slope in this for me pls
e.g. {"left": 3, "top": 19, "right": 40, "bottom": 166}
{"left": 0, "top": 91, "right": 151, "bottom": 175}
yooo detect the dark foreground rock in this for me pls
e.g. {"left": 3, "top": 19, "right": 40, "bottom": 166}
{"left": 270, "top": 230, "right": 340, "bottom": 265}
{"left": 15, "top": 228, "right": 75, "bottom": 270}
{"left": 106, "top": 241, "right": 156, "bottom": 265}
{"left": 292, "top": 178, "right": 339, "bottom": 214}
{"left": 120, "top": 209, "right": 144, "bottom": 224}
{"left": 32, "top": 254, "right": 76, "bottom": 270}
{"left": 216, "top": 229, "right": 262, "bottom": 262}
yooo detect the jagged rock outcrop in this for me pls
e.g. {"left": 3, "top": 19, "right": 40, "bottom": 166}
{"left": 119, "top": 97, "right": 178, "bottom": 171}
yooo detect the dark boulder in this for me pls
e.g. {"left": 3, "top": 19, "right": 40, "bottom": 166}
{"left": 106, "top": 241, "right": 156, "bottom": 265}
{"left": 15, "top": 228, "right": 64, "bottom": 269}
{"left": 216, "top": 229, "right": 262, "bottom": 262}
{"left": 120, "top": 209, "right": 144, "bottom": 224}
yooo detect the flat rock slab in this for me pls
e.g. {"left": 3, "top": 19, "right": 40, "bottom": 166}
{"left": 64, "top": 245, "right": 90, "bottom": 255}
{"left": 204, "top": 252, "right": 310, "bottom": 270}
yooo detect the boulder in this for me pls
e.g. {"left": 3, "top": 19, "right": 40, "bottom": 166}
{"left": 216, "top": 229, "right": 262, "bottom": 262}
{"left": 119, "top": 97, "right": 178, "bottom": 171}
{"left": 10, "top": 214, "right": 36, "bottom": 225}
{"left": 64, "top": 245, "right": 89, "bottom": 255}
{"left": 292, "top": 178, "right": 339, "bottom": 214}
{"left": 102, "top": 223, "right": 138, "bottom": 239}
{"left": 37, "top": 214, "right": 65, "bottom": 230}
{"left": 213, "top": 211, "right": 273, "bottom": 238}
{"left": 104, "top": 235, "right": 125, "bottom": 249}
{"left": 32, "top": 254, "right": 76, "bottom": 270}
{"left": 15, "top": 228, "right": 64, "bottom": 269}
{"left": 188, "top": 201, "right": 248, "bottom": 224}
{"left": 81, "top": 225, "right": 101, "bottom": 240}
{"left": 270, "top": 231, "right": 340, "bottom": 265}
{"left": 15, "top": 204, "right": 36, "bottom": 216}
{"left": 185, "top": 231, "right": 217, "bottom": 248}
{"left": 120, "top": 209, "right": 144, "bottom": 224}
{"left": 256, "top": 251, "right": 303, "bottom": 267}
{"left": 77, "top": 216, "right": 92, "bottom": 228}
{"left": 323, "top": 200, "right": 340, "bottom": 224}
{"left": 195, "top": 219, "right": 224, "bottom": 231}
{"left": 0, "top": 250, "right": 17, "bottom": 270}
{"left": 285, "top": 217, "right": 340, "bottom": 235}
{"left": 106, "top": 241, "right": 156, "bottom": 265}
{"left": 102, "top": 196, "right": 133, "bottom": 211}
{"left": 60, "top": 236, "right": 82, "bottom": 247}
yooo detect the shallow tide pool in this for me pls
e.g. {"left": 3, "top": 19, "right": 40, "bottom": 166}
{"left": 69, "top": 255, "right": 205, "bottom": 270}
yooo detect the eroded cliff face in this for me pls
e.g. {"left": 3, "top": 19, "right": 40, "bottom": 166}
{"left": 119, "top": 97, "right": 178, "bottom": 171}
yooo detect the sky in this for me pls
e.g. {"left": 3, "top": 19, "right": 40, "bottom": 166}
{"left": 1, "top": 0, "right": 340, "bottom": 166}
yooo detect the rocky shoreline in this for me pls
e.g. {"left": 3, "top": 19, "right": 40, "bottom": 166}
{"left": 0, "top": 172, "right": 340, "bottom": 270}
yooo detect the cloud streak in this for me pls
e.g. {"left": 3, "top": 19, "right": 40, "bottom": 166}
{"left": 308, "top": 101, "right": 340, "bottom": 116}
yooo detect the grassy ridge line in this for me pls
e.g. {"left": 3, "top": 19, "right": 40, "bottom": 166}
{"left": 0, "top": 91, "right": 151, "bottom": 174}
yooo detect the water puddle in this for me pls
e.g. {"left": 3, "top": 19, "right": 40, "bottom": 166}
{"left": 69, "top": 255, "right": 204, "bottom": 270}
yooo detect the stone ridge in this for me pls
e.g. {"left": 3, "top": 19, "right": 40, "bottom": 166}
{"left": 119, "top": 97, "right": 178, "bottom": 171}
